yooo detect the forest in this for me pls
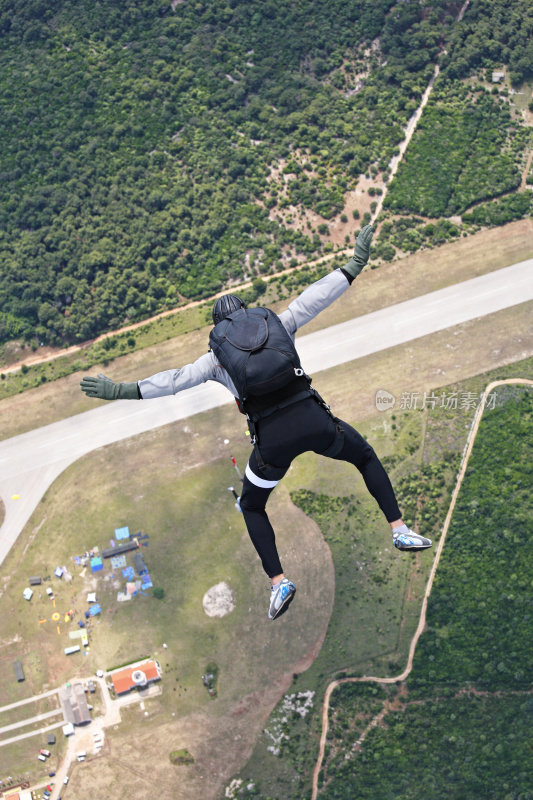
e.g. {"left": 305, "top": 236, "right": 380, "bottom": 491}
{"left": 1, "top": 0, "right": 532, "bottom": 347}
{"left": 315, "top": 387, "right": 533, "bottom": 799}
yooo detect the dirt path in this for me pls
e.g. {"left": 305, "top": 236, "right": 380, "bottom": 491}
{"left": 310, "top": 376, "right": 533, "bottom": 800}
{"left": 520, "top": 147, "right": 533, "bottom": 190}
{"left": 371, "top": 63, "right": 440, "bottom": 223}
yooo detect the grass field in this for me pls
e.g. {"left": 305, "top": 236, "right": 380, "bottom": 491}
{"left": 0, "top": 397, "right": 335, "bottom": 795}
{"left": 0, "top": 730, "right": 64, "bottom": 790}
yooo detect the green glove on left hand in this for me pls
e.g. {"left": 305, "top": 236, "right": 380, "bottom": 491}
{"left": 343, "top": 224, "right": 374, "bottom": 279}
{"left": 80, "top": 373, "right": 140, "bottom": 400}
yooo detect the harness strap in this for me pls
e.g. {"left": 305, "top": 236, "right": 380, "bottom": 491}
{"left": 308, "top": 386, "right": 345, "bottom": 458}
{"left": 247, "top": 417, "right": 287, "bottom": 479}
{"left": 246, "top": 385, "right": 345, "bottom": 472}
{"left": 320, "top": 420, "right": 345, "bottom": 458}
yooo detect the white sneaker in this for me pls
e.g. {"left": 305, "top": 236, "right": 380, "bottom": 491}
{"left": 393, "top": 528, "right": 432, "bottom": 551}
{"left": 268, "top": 578, "right": 296, "bottom": 620}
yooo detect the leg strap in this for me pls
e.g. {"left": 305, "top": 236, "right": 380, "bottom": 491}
{"left": 246, "top": 417, "right": 287, "bottom": 480}
{"left": 320, "top": 420, "right": 345, "bottom": 458}
{"left": 308, "top": 387, "right": 345, "bottom": 458}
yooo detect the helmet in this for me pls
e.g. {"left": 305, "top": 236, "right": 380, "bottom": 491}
{"left": 212, "top": 294, "right": 247, "bottom": 325}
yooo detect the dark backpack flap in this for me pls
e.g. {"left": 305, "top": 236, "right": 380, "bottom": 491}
{"left": 224, "top": 308, "right": 268, "bottom": 352}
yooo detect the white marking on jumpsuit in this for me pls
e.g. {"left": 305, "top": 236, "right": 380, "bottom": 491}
{"left": 245, "top": 463, "right": 279, "bottom": 489}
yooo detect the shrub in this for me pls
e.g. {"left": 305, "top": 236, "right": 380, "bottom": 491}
{"left": 169, "top": 749, "right": 194, "bottom": 766}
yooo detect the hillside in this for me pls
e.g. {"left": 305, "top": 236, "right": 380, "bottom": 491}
{"left": 0, "top": 0, "right": 532, "bottom": 348}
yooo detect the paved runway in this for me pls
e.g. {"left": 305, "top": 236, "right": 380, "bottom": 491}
{"left": 0, "top": 258, "right": 532, "bottom": 566}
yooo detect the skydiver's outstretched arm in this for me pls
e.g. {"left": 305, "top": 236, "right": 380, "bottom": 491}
{"left": 278, "top": 224, "right": 373, "bottom": 337}
{"left": 80, "top": 350, "right": 238, "bottom": 401}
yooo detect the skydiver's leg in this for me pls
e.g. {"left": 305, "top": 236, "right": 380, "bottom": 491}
{"left": 329, "top": 419, "right": 402, "bottom": 523}
{"left": 240, "top": 452, "right": 298, "bottom": 619}
{"left": 239, "top": 451, "right": 287, "bottom": 579}
{"left": 326, "top": 418, "right": 432, "bottom": 550}
{"left": 239, "top": 399, "right": 328, "bottom": 580}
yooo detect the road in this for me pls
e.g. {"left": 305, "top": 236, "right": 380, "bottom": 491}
{"left": 0, "top": 707, "right": 63, "bottom": 736}
{"left": 0, "top": 687, "right": 59, "bottom": 712}
{"left": 0, "top": 259, "right": 532, "bottom": 567}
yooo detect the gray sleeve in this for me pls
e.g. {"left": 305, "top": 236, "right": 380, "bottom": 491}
{"left": 138, "top": 352, "right": 238, "bottom": 399}
{"left": 278, "top": 268, "right": 350, "bottom": 336}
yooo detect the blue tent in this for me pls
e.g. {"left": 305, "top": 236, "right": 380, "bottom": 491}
{"left": 141, "top": 574, "right": 153, "bottom": 590}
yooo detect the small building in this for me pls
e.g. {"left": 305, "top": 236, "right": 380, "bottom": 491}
{"left": 62, "top": 722, "right": 75, "bottom": 736}
{"left": 102, "top": 540, "right": 139, "bottom": 558}
{"left": 59, "top": 682, "right": 91, "bottom": 725}
{"left": 46, "top": 733, "right": 56, "bottom": 745}
{"left": 23, "top": 587, "right": 33, "bottom": 601}
{"left": 14, "top": 660, "right": 25, "bottom": 682}
{"left": 87, "top": 592, "right": 97, "bottom": 603}
{"left": 111, "top": 659, "right": 162, "bottom": 695}
{"left": 29, "top": 576, "right": 42, "bottom": 586}
{"left": 54, "top": 566, "right": 64, "bottom": 578}
{"left": 492, "top": 70, "right": 505, "bottom": 83}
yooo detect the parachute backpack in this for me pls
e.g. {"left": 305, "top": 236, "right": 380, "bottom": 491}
{"left": 209, "top": 306, "right": 311, "bottom": 421}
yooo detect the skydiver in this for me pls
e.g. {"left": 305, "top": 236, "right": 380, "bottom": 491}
{"left": 81, "top": 225, "right": 431, "bottom": 620}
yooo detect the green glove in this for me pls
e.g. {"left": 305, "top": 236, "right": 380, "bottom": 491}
{"left": 343, "top": 224, "right": 374, "bottom": 279}
{"left": 80, "top": 373, "right": 140, "bottom": 400}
